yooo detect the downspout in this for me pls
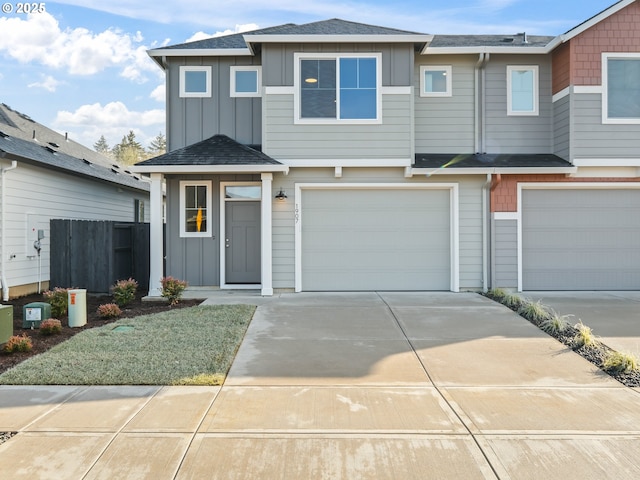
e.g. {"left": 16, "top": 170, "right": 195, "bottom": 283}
{"left": 1, "top": 160, "right": 18, "bottom": 301}
{"left": 474, "top": 53, "right": 485, "bottom": 153}
{"left": 481, "top": 53, "right": 490, "bottom": 153}
{"left": 481, "top": 173, "right": 492, "bottom": 292}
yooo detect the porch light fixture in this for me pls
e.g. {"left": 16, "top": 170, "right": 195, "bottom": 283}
{"left": 275, "top": 188, "right": 287, "bottom": 200}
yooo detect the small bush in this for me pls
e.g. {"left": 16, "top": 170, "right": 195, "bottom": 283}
{"left": 502, "top": 291, "right": 525, "bottom": 310}
{"left": 97, "top": 303, "right": 122, "bottom": 319}
{"left": 4, "top": 334, "right": 33, "bottom": 353}
{"left": 39, "top": 319, "right": 62, "bottom": 336}
{"left": 518, "top": 300, "right": 552, "bottom": 323}
{"left": 161, "top": 276, "right": 188, "bottom": 306}
{"left": 487, "top": 288, "right": 508, "bottom": 301}
{"left": 43, "top": 287, "right": 69, "bottom": 318}
{"left": 540, "top": 313, "right": 572, "bottom": 335}
{"left": 573, "top": 321, "right": 598, "bottom": 348}
{"left": 603, "top": 351, "right": 639, "bottom": 374}
{"left": 112, "top": 278, "right": 138, "bottom": 307}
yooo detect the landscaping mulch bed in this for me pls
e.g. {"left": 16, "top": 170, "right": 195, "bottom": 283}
{"left": 0, "top": 292, "right": 202, "bottom": 376}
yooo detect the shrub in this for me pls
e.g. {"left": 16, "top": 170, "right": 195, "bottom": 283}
{"left": 517, "top": 300, "right": 552, "bottom": 324}
{"left": 502, "top": 291, "right": 525, "bottom": 310}
{"left": 573, "top": 321, "right": 598, "bottom": 348}
{"left": 540, "top": 313, "right": 572, "bottom": 335}
{"left": 112, "top": 278, "right": 138, "bottom": 307}
{"left": 4, "top": 334, "right": 33, "bottom": 353}
{"left": 487, "top": 288, "right": 508, "bottom": 301}
{"left": 161, "top": 276, "right": 188, "bottom": 306}
{"left": 603, "top": 351, "right": 639, "bottom": 374}
{"left": 39, "top": 319, "right": 62, "bottom": 336}
{"left": 97, "top": 303, "right": 122, "bottom": 319}
{"left": 43, "top": 287, "right": 69, "bottom": 318}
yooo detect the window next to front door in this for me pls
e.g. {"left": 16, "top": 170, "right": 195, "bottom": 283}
{"left": 180, "top": 181, "right": 212, "bottom": 237}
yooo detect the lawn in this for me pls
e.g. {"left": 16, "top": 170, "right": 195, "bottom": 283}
{"left": 0, "top": 304, "right": 255, "bottom": 385}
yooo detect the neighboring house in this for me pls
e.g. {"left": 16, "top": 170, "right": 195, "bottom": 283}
{"left": 0, "top": 103, "right": 151, "bottom": 299}
{"left": 134, "top": 0, "right": 640, "bottom": 296}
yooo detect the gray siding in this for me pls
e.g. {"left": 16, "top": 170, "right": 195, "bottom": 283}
{"left": 414, "top": 55, "right": 476, "bottom": 154}
{"left": 484, "top": 55, "right": 553, "bottom": 154}
{"left": 262, "top": 43, "right": 414, "bottom": 87}
{"left": 491, "top": 218, "right": 518, "bottom": 289}
{"left": 263, "top": 94, "right": 413, "bottom": 159}
{"left": 572, "top": 92, "right": 640, "bottom": 159}
{"left": 166, "top": 57, "right": 262, "bottom": 150}
{"left": 553, "top": 94, "right": 570, "bottom": 160}
{"left": 270, "top": 169, "right": 484, "bottom": 290}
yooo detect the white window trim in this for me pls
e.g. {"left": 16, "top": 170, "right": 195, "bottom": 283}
{"left": 507, "top": 65, "right": 539, "bottom": 116}
{"left": 179, "top": 66, "right": 212, "bottom": 98}
{"left": 293, "top": 52, "right": 382, "bottom": 125}
{"left": 179, "top": 180, "right": 212, "bottom": 238}
{"left": 230, "top": 66, "right": 262, "bottom": 97}
{"left": 420, "top": 65, "right": 452, "bottom": 97}
{"left": 602, "top": 52, "right": 640, "bottom": 125}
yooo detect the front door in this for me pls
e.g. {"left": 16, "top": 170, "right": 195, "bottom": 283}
{"left": 225, "top": 201, "right": 261, "bottom": 284}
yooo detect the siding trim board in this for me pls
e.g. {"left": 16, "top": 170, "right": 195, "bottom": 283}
{"left": 517, "top": 182, "right": 640, "bottom": 291}
{"left": 293, "top": 182, "right": 460, "bottom": 292}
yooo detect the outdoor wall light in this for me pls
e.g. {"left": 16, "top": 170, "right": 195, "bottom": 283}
{"left": 275, "top": 188, "right": 287, "bottom": 200}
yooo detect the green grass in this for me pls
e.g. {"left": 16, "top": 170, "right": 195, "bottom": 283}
{"left": 0, "top": 305, "right": 255, "bottom": 386}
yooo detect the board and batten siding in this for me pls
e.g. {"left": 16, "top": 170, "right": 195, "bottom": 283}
{"left": 572, "top": 92, "right": 640, "bottom": 159}
{"left": 270, "top": 169, "right": 484, "bottom": 290}
{"left": 263, "top": 94, "right": 413, "bottom": 159}
{"left": 484, "top": 55, "right": 553, "bottom": 154}
{"left": 2, "top": 161, "right": 149, "bottom": 290}
{"left": 553, "top": 93, "right": 570, "bottom": 160}
{"left": 491, "top": 218, "right": 518, "bottom": 289}
{"left": 414, "top": 55, "right": 476, "bottom": 154}
{"left": 166, "top": 57, "right": 262, "bottom": 151}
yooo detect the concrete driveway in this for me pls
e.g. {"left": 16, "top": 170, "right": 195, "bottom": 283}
{"left": 526, "top": 291, "right": 640, "bottom": 355}
{"left": 2, "top": 292, "right": 640, "bottom": 479}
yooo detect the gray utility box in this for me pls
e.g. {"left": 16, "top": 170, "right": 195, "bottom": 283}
{"left": 23, "top": 302, "right": 51, "bottom": 329}
{"left": 0, "top": 304, "right": 12, "bottom": 344}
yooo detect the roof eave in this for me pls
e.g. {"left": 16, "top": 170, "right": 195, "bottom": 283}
{"left": 147, "top": 48, "right": 253, "bottom": 58}
{"left": 245, "top": 33, "right": 434, "bottom": 45}
{"left": 421, "top": 45, "right": 550, "bottom": 55}
{"left": 131, "top": 164, "right": 290, "bottom": 174}
{"left": 410, "top": 166, "right": 578, "bottom": 175}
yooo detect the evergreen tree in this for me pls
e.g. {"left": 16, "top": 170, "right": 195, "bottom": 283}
{"left": 112, "top": 130, "right": 145, "bottom": 165}
{"left": 147, "top": 132, "right": 166, "bottom": 156}
{"left": 93, "top": 135, "right": 111, "bottom": 156}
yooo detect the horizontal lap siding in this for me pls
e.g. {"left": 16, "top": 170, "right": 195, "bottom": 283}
{"left": 572, "top": 93, "right": 640, "bottom": 158}
{"left": 264, "top": 95, "right": 412, "bottom": 159}
{"left": 414, "top": 56, "right": 476, "bottom": 153}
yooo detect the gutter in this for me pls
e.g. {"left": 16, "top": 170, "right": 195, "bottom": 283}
{"left": 1, "top": 159, "right": 17, "bottom": 301}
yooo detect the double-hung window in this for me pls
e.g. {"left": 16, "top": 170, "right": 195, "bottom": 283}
{"left": 180, "top": 181, "right": 211, "bottom": 237}
{"left": 507, "top": 65, "right": 538, "bottom": 116}
{"left": 296, "top": 53, "right": 380, "bottom": 123}
{"left": 603, "top": 53, "right": 640, "bottom": 124}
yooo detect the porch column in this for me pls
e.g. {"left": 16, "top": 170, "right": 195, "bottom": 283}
{"left": 148, "top": 173, "right": 164, "bottom": 297}
{"left": 260, "top": 172, "right": 274, "bottom": 296}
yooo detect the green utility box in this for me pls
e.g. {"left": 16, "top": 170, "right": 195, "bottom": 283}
{"left": 0, "top": 304, "right": 13, "bottom": 344}
{"left": 23, "top": 302, "right": 51, "bottom": 329}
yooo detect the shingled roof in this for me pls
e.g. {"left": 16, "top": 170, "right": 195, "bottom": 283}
{"left": 414, "top": 153, "right": 575, "bottom": 172}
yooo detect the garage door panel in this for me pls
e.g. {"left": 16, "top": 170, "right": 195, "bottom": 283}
{"left": 301, "top": 188, "right": 451, "bottom": 291}
{"left": 522, "top": 189, "right": 640, "bottom": 290}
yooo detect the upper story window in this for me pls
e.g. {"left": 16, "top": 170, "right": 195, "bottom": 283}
{"left": 230, "top": 66, "right": 262, "bottom": 97}
{"left": 603, "top": 53, "right": 640, "bottom": 124}
{"left": 180, "top": 181, "right": 211, "bottom": 237}
{"left": 507, "top": 65, "right": 538, "bottom": 116}
{"left": 295, "top": 53, "right": 381, "bottom": 124}
{"left": 179, "top": 66, "right": 212, "bottom": 98}
{"left": 420, "top": 66, "right": 452, "bottom": 97}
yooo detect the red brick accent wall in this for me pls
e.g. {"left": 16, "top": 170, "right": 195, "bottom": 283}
{"left": 570, "top": 2, "right": 640, "bottom": 86}
{"left": 491, "top": 174, "right": 640, "bottom": 212}
{"left": 552, "top": 42, "right": 571, "bottom": 94}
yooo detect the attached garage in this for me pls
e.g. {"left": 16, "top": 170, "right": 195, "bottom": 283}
{"left": 521, "top": 186, "right": 640, "bottom": 290}
{"left": 296, "top": 184, "right": 458, "bottom": 291}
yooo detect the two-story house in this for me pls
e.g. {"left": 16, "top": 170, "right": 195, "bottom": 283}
{"left": 134, "top": 0, "right": 640, "bottom": 296}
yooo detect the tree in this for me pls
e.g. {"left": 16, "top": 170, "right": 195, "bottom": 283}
{"left": 147, "top": 132, "right": 166, "bottom": 157}
{"left": 93, "top": 135, "right": 111, "bottom": 157}
{"left": 112, "top": 130, "right": 145, "bottom": 165}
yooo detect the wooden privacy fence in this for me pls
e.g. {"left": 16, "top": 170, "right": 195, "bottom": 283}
{"left": 50, "top": 220, "right": 150, "bottom": 293}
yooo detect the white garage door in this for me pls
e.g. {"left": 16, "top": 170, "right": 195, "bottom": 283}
{"left": 522, "top": 188, "right": 640, "bottom": 290}
{"left": 300, "top": 187, "right": 452, "bottom": 291}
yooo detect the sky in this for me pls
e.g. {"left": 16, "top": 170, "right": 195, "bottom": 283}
{"left": 0, "top": 0, "right": 618, "bottom": 151}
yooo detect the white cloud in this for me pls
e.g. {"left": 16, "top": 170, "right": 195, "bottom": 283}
{"left": 150, "top": 84, "right": 165, "bottom": 102}
{"left": 54, "top": 101, "right": 165, "bottom": 146}
{"left": 185, "top": 23, "right": 260, "bottom": 43}
{"left": 28, "top": 75, "right": 62, "bottom": 92}
{"left": 0, "top": 12, "right": 158, "bottom": 81}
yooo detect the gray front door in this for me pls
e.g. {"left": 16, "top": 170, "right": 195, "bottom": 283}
{"left": 225, "top": 201, "right": 261, "bottom": 284}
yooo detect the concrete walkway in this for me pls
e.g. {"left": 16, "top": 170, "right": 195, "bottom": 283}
{"left": 1, "top": 292, "right": 640, "bottom": 479}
